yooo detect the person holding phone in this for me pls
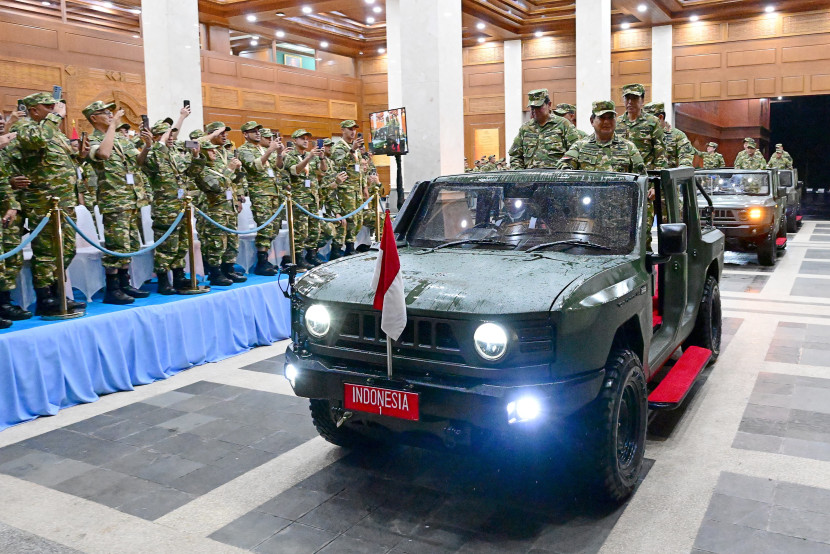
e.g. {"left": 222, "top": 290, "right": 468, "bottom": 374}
{"left": 318, "top": 138, "right": 348, "bottom": 260}
{"left": 84, "top": 100, "right": 152, "bottom": 304}
{"left": 330, "top": 120, "right": 364, "bottom": 256}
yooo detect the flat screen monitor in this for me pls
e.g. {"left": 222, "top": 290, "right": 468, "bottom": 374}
{"left": 368, "top": 107, "right": 408, "bottom": 155}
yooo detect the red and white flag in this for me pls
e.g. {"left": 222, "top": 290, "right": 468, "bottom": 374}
{"left": 372, "top": 210, "right": 407, "bottom": 341}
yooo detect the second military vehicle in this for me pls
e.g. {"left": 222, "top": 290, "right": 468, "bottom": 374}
{"left": 776, "top": 168, "right": 802, "bottom": 233}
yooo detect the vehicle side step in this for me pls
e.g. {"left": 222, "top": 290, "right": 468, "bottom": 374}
{"left": 776, "top": 237, "right": 787, "bottom": 247}
{"left": 648, "top": 346, "right": 712, "bottom": 410}
{"left": 796, "top": 215, "right": 803, "bottom": 222}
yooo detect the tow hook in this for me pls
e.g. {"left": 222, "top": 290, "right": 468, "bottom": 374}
{"left": 330, "top": 407, "right": 353, "bottom": 428}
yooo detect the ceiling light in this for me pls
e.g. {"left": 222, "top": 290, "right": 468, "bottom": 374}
{"left": 534, "top": 30, "right": 543, "bottom": 38}
{"left": 476, "top": 22, "right": 485, "bottom": 30}
{"left": 373, "top": 6, "right": 382, "bottom": 13}
{"left": 778, "top": 96, "right": 783, "bottom": 100}
{"left": 690, "top": 14, "right": 699, "bottom": 21}
{"left": 365, "top": 0, "right": 376, "bottom": 4}
{"left": 246, "top": 14, "right": 256, "bottom": 22}
{"left": 765, "top": 5, "right": 775, "bottom": 12}
{"left": 275, "top": 30, "right": 285, "bottom": 38}
{"left": 359, "top": 51, "right": 364, "bottom": 55}
{"left": 275, "top": 12, "right": 285, "bottom": 17}
{"left": 477, "top": 37, "right": 485, "bottom": 43}
{"left": 251, "top": 39, "right": 259, "bottom": 46}
{"left": 637, "top": 4, "right": 647, "bottom": 12}
{"left": 367, "top": 16, "right": 375, "bottom": 23}
{"left": 378, "top": 47, "right": 386, "bottom": 53}
{"left": 129, "top": 8, "right": 140, "bottom": 14}
{"left": 41, "top": 1, "right": 51, "bottom": 5}
{"left": 302, "top": 6, "right": 312, "bottom": 14}
{"left": 132, "top": 34, "right": 139, "bottom": 38}
{"left": 102, "top": 1, "right": 113, "bottom": 7}
{"left": 621, "top": 22, "right": 631, "bottom": 29}
{"left": 320, "top": 41, "right": 329, "bottom": 48}
{"left": 315, "top": 57, "right": 323, "bottom": 61}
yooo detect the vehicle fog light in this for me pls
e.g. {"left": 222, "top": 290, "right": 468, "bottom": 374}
{"left": 305, "top": 304, "right": 330, "bottom": 338}
{"left": 507, "top": 396, "right": 542, "bottom": 424}
{"left": 748, "top": 208, "right": 763, "bottom": 220}
{"left": 285, "top": 364, "right": 298, "bottom": 386}
{"left": 474, "top": 322, "right": 508, "bottom": 361}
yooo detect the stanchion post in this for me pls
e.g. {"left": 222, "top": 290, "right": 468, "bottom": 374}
{"left": 43, "top": 197, "right": 83, "bottom": 320}
{"left": 374, "top": 192, "right": 382, "bottom": 243}
{"left": 285, "top": 190, "right": 296, "bottom": 265}
{"left": 181, "top": 195, "right": 209, "bottom": 295}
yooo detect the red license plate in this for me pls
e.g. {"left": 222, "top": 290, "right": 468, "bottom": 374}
{"left": 344, "top": 383, "right": 419, "bottom": 421}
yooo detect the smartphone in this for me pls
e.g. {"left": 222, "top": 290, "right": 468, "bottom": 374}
{"left": 274, "top": 131, "right": 280, "bottom": 138}
{"left": 183, "top": 99, "right": 190, "bottom": 108}
{"left": 357, "top": 132, "right": 363, "bottom": 139}
{"left": 184, "top": 140, "right": 198, "bottom": 149}
{"left": 81, "top": 131, "right": 87, "bottom": 143}
{"left": 52, "top": 85, "right": 62, "bottom": 100}
{"left": 140, "top": 114, "right": 149, "bottom": 129}
{"left": 17, "top": 100, "right": 26, "bottom": 112}
{"left": 316, "top": 138, "right": 324, "bottom": 148}
{"left": 233, "top": 149, "right": 238, "bottom": 158}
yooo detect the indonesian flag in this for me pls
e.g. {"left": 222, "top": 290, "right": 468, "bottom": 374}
{"left": 371, "top": 210, "right": 407, "bottom": 341}
{"left": 70, "top": 121, "right": 79, "bottom": 141}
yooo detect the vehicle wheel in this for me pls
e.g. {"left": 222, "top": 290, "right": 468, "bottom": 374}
{"left": 581, "top": 349, "right": 647, "bottom": 503}
{"left": 757, "top": 233, "right": 776, "bottom": 266}
{"left": 683, "top": 275, "right": 722, "bottom": 362}
{"left": 787, "top": 210, "right": 798, "bottom": 233}
{"left": 309, "top": 399, "right": 381, "bottom": 448}
{"left": 797, "top": 203, "right": 803, "bottom": 229}
{"left": 777, "top": 216, "right": 788, "bottom": 249}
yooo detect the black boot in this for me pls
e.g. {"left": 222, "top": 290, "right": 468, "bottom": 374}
{"left": 118, "top": 268, "right": 149, "bottom": 298}
{"left": 305, "top": 249, "right": 322, "bottom": 267}
{"left": 103, "top": 273, "right": 134, "bottom": 305}
{"left": 0, "top": 290, "right": 32, "bottom": 321}
{"left": 254, "top": 251, "right": 278, "bottom": 276}
{"left": 329, "top": 243, "right": 343, "bottom": 260}
{"left": 156, "top": 270, "right": 176, "bottom": 295}
{"left": 355, "top": 243, "right": 371, "bottom": 253}
{"left": 344, "top": 242, "right": 355, "bottom": 256}
{"left": 172, "top": 268, "right": 189, "bottom": 291}
{"left": 280, "top": 255, "right": 293, "bottom": 270}
{"left": 50, "top": 282, "right": 86, "bottom": 312}
{"left": 35, "top": 286, "right": 60, "bottom": 316}
{"left": 206, "top": 263, "right": 232, "bottom": 286}
{"left": 295, "top": 253, "right": 313, "bottom": 271}
{"left": 0, "top": 316, "right": 10, "bottom": 329}
{"left": 221, "top": 262, "right": 247, "bottom": 283}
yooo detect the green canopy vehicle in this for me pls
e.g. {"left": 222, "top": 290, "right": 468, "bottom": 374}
{"left": 284, "top": 168, "right": 724, "bottom": 502}
{"left": 776, "top": 168, "right": 803, "bottom": 233}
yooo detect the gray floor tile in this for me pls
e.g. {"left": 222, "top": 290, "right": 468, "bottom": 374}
{"left": 201, "top": 384, "right": 252, "bottom": 400}
{"left": 169, "top": 463, "right": 247, "bottom": 495}
{"left": 743, "top": 404, "right": 791, "bottom": 422}
{"left": 768, "top": 505, "right": 830, "bottom": 544}
{"left": 215, "top": 424, "right": 276, "bottom": 447}
{"left": 748, "top": 530, "right": 830, "bottom": 554}
{"left": 165, "top": 394, "right": 223, "bottom": 413}
{"left": 789, "top": 389, "right": 830, "bottom": 415}
{"left": 240, "top": 360, "right": 283, "bottom": 374}
{"left": 0, "top": 445, "right": 38, "bottom": 467}
{"left": 693, "top": 520, "right": 761, "bottom": 554}
{"left": 21, "top": 429, "right": 139, "bottom": 465}
{"left": 715, "top": 473, "right": 776, "bottom": 503}
{"left": 774, "top": 482, "right": 830, "bottom": 515}
{"left": 389, "top": 537, "right": 454, "bottom": 554}
{"left": 795, "top": 376, "right": 830, "bottom": 389}
{"left": 63, "top": 414, "right": 121, "bottom": 435}
{"left": 805, "top": 249, "right": 830, "bottom": 260}
{"left": 738, "top": 418, "right": 789, "bottom": 438}
{"left": 253, "top": 523, "right": 337, "bottom": 554}
{"left": 131, "top": 406, "right": 189, "bottom": 427}
{"left": 317, "top": 535, "right": 390, "bottom": 554}
{"left": 103, "top": 402, "right": 159, "bottom": 420}
{"left": 212, "top": 446, "right": 275, "bottom": 472}
{"left": 116, "top": 487, "right": 196, "bottom": 521}
{"left": 0, "top": 453, "right": 95, "bottom": 488}
{"left": 733, "top": 431, "right": 783, "bottom": 453}
{"left": 103, "top": 449, "right": 204, "bottom": 486}
{"left": 173, "top": 381, "right": 223, "bottom": 395}
{"left": 89, "top": 419, "right": 153, "bottom": 442}
{"left": 298, "top": 496, "right": 372, "bottom": 533}
{"left": 780, "top": 438, "right": 830, "bottom": 462}
{"left": 792, "top": 278, "right": 830, "bottom": 298}
{"left": 0, "top": 521, "right": 81, "bottom": 554}
{"left": 186, "top": 418, "right": 245, "bottom": 440}
{"left": 142, "top": 391, "right": 194, "bottom": 408}
{"left": 209, "top": 511, "right": 292, "bottom": 550}
{"left": 751, "top": 380, "right": 795, "bottom": 396}
{"left": 799, "top": 261, "right": 830, "bottom": 275}
{"left": 703, "top": 493, "right": 770, "bottom": 530}
{"left": 258, "top": 487, "right": 335, "bottom": 520}
{"left": 117, "top": 426, "right": 177, "bottom": 448}
{"left": 250, "top": 431, "right": 309, "bottom": 455}
{"left": 54, "top": 467, "right": 155, "bottom": 508}
{"left": 799, "top": 349, "right": 830, "bottom": 367}
{"left": 152, "top": 432, "right": 241, "bottom": 465}
{"left": 154, "top": 412, "right": 218, "bottom": 434}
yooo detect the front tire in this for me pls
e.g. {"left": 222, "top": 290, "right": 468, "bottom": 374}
{"left": 787, "top": 209, "right": 798, "bottom": 233}
{"left": 757, "top": 232, "right": 776, "bottom": 266}
{"left": 309, "top": 399, "right": 380, "bottom": 448}
{"left": 683, "top": 275, "right": 722, "bottom": 361}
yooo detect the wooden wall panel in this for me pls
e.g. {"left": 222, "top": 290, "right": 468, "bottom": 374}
{"left": 330, "top": 100, "right": 358, "bottom": 120}
{"left": 64, "top": 33, "right": 143, "bottom": 63}
{"left": 0, "top": 20, "right": 59, "bottom": 49}
{"left": 239, "top": 63, "right": 274, "bottom": 82}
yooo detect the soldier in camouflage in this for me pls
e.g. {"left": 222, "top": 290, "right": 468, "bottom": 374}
{"left": 615, "top": 84, "right": 667, "bottom": 170}
{"left": 85, "top": 100, "right": 151, "bottom": 304}
{"left": 283, "top": 129, "right": 327, "bottom": 270}
{"left": 480, "top": 155, "right": 498, "bottom": 172}
{"left": 142, "top": 108, "right": 193, "bottom": 295}
{"left": 767, "top": 143, "right": 794, "bottom": 169}
{"left": 318, "top": 138, "right": 348, "bottom": 260}
{"left": 330, "top": 120, "right": 365, "bottom": 256}
{"left": 695, "top": 142, "right": 725, "bottom": 169}
{"left": 643, "top": 101, "right": 694, "bottom": 168}
{"left": 554, "top": 103, "right": 588, "bottom": 140}
{"left": 16, "top": 92, "right": 87, "bottom": 316}
{"left": 558, "top": 101, "right": 645, "bottom": 174}
{"left": 734, "top": 138, "right": 767, "bottom": 169}
{"left": 508, "top": 89, "right": 581, "bottom": 169}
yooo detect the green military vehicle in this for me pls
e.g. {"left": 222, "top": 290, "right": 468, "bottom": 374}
{"left": 695, "top": 169, "right": 787, "bottom": 266}
{"left": 284, "top": 168, "right": 724, "bottom": 501}
{"left": 776, "top": 169, "right": 802, "bottom": 232}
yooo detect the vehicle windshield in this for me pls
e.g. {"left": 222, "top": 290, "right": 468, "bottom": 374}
{"left": 778, "top": 171, "right": 793, "bottom": 189}
{"left": 407, "top": 181, "right": 640, "bottom": 254}
{"left": 696, "top": 172, "right": 770, "bottom": 196}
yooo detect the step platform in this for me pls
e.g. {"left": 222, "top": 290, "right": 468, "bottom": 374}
{"left": 776, "top": 237, "right": 787, "bottom": 247}
{"left": 648, "top": 346, "right": 713, "bottom": 410}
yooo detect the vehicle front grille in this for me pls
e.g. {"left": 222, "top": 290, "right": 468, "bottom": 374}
{"left": 705, "top": 208, "right": 745, "bottom": 226}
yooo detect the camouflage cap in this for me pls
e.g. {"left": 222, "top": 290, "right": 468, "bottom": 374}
{"left": 643, "top": 101, "right": 665, "bottom": 114}
{"left": 151, "top": 120, "right": 171, "bottom": 135}
{"left": 591, "top": 100, "right": 617, "bottom": 117}
{"left": 775, "top": 143, "right": 783, "bottom": 150}
{"left": 223, "top": 141, "right": 233, "bottom": 149}
{"left": 240, "top": 121, "right": 262, "bottom": 132}
{"left": 527, "top": 89, "right": 550, "bottom": 108}
{"left": 291, "top": 128, "right": 312, "bottom": 138}
{"left": 498, "top": 158, "right": 505, "bottom": 163}
{"left": 323, "top": 138, "right": 334, "bottom": 146}
{"left": 22, "top": 92, "right": 58, "bottom": 108}
{"left": 260, "top": 129, "right": 273, "bottom": 138}
{"left": 707, "top": 142, "right": 718, "bottom": 149}
{"left": 339, "top": 120, "right": 359, "bottom": 129}
{"left": 488, "top": 154, "right": 496, "bottom": 160}
{"left": 553, "top": 103, "right": 576, "bottom": 115}
{"left": 622, "top": 83, "right": 646, "bottom": 97}
{"left": 200, "top": 141, "right": 219, "bottom": 150}
{"left": 744, "top": 137, "right": 757, "bottom": 148}
{"left": 205, "top": 121, "right": 231, "bottom": 133}
{"left": 81, "top": 100, "right": 117, "bottom": 119}
{"left": 189, "top": 129, "right": 205, "bottom": 140}
{"left": 116, "top": 122, "right": 131, "bottom": 131}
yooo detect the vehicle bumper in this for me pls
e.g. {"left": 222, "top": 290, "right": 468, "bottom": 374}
{"left": 284, "top": 346, "right": 605, "bottom": 444}
{"left": 716, "top": 224, "right": 771, "bottom": 241}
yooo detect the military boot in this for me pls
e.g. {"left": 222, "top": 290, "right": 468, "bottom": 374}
{"left": 254, "top": 251, "right": 278, "bottom": 276}
{"left": 34, "top": 286, "right": 60, "bottom": 316}
{"left": 305, "top": 249, "right": 322, "bottom": 267}
{"left": 344, "top": 242, "right": 355, "bottom": 256}
{"left": 329, "top": 243, "right": 343, "bottom": 260}
{"left": 172, "top": 268, "right": 190, "bottom": 292}
{"left": 206, "top": 264, "right": 233, "bottom": 286}
{"left": 118, "top": 269, "right": 150, "bottom": 298}
{"left": 50, "top": 283, "right": 86, "bottom": 312}
{"left": 0, "top": 316, "right": 10, "bottom": 329}
{"left": 280, "top": 255, "right": 293, "bottom": 270}
{"left": 0, "top": 290, "right": 32, "bottom": 320}
{"left": 294, "top": 254, "right": 313, "bottom": 271}
{"left": 103, "top": 273, "right": 135, "bottom": 305}
{"left": 221, "top": 263, "right": 247, "bottom": 283}
{"left": 156, "top": 270, "right": 176, "bottom": 295}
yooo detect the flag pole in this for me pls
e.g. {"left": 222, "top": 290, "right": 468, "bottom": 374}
{"left": 386, "top": 336, "right": 393, "bottom": 379}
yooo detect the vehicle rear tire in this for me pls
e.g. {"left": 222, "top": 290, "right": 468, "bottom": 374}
{"left": 682, "top": 275, "right": 722, "bottom": 362}
{"left": 787, "top": 210, "right": 798, "bottom": 233}
{"left": 309, "top": 399, "right": 381, "bottom": 448}
{"left": 777, "top": 216, "right": 788, "bottom": 250}
{"left": 757, "top": 233, "right": 776, "bottom": 266}
{"left": 579, "top": 349, "right": 647, "bottom": 503}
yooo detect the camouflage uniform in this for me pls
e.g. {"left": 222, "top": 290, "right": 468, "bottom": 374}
{"left": 204, "top": 121, "right": 245, "bottom": 260}
{"left": 615, "top": 110, "right": 667, "bottom": 169}
{"left": 767, "top": 145, "right": 793, "bottom": 169}
{"left": 331, "top": 128, "right": 364, "bottom": 244}
{"left": 695, "top": 142, "right": 726, "bottom": 169}
{"left": 360, "top": 160, "right": 382, "bottom": 236}
{"left": 237, "top": 122, "right": 283, "bottom": 251}
{"left": 283, "top": 130, "right": 324, "bottom": 258}
{"left": 0, "top": 139, "right": 25, "bottom": 294}
{"left": 642, "top": 102, "right": 694, "bottom": 168}
{"left": 188, "top": 143, "right": 238, "bottom": 266}
{"left": 734, "top": 139, "right": 767, "bottom": 170}
{"left": 142, "top": 121, "right": 189, "bottom": 272}
{"left": 318, "top": 140, "right": 346, "bottom": 249}
{"left": 553, "top": 103, "right": 588, "bottom": 140}
{"left": 508, "top": 89, "right": 581, "bottom": 169}
{"left": 15, "top": 95, "right": 81, "bottom": 289}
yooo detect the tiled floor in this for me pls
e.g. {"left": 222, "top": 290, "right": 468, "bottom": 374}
{"left": 765, "top": 322, "right": 830, "bottom": 366}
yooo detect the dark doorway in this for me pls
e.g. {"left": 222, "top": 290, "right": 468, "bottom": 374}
{"left": 770, "top": 94, "right": 830, "bottom": 193}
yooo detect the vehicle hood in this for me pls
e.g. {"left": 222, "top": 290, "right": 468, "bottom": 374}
{"left": 706, "top": 195, "right": 774, "bottom": 209}
{"left": 294, "top": 248, "right": 628, "bottom": 315}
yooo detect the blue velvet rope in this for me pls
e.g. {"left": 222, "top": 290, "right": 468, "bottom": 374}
{"left": 63, "top": 210, "right": 186, "bottom": 258}
{"left": 0, "top": 215, "right": 50, "bottom": 261}
{"left": 291, "top": 196, "right": 373, "bottom": 222}
{"left": 195, "top": 203, "right": 285, "bottom": 234}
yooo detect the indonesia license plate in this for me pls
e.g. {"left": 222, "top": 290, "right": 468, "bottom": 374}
{"left": 344, "top": 383, "right": 419, "bottom": 421}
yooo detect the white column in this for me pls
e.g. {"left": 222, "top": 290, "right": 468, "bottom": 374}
{"left": 575, "top": 0, "right": 611, "bottom": 135}
{"left": 141, "top": 0, "right": 203, "bottom": 136}
{"left": 503, "top": 40, "right": 523, "bottom": 162}
{"left": 651, "top": 25, "right": 673, "bottom": 125}
{"left": 386, "top": 0, "right": 464, "bottom": 189}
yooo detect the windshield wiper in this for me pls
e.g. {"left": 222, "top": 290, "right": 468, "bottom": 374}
{"left": 526, "top": 239, "right": 612, "bottom": 253}
{"left": 429, "top": 238, "right": 514, "bottom": 252}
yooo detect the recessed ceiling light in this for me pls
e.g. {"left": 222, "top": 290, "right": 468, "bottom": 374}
{"left": 476, "top": 22, "right": 485, "bottom": 30}
{"left": 246, "top": 14, "right": 256, "bottom": 22}
{"left": 275, "top": 12, "right": 285, "bottom": 17}
{"left": 778, "top": 96, "right": 783, "bottom": 100}
{"left": 690, "top": 14, "right": 699, "bottom": 21}
{"left": 367, "top": 16, "right": 375, "bottom": 23}
{"left": 102, "top": 1, "right": 113, "bottom": 7}
{"left": 129, "top": 8, "right": 140, "bottom": 14}
{"left": 765, "top": 5, "right": 775, "bottom": 12}
{"left": 315, "top": 57, "right": 322, "bottom": 61}
{"left": 378, "top": 47, "right": 385, "bottom": 53}
{"left": 637, "top": 4, "right": 647, "bottom": 12}
{"left": 320, "top": 41, "right": 329, "bottom": 48}
{"left": 372, "top": 6, "right": 382, "bottom": 13}
{"left": 41, "top": 1, "right": 51, "bottom": 5}
{"left": 275, "top": 30, "right": 285, "bottom": 38}
{"left": 477, "top": 37, "right": 485, "bottom": 43}
{"left": 365, "top": 0, "right": 375, "bottom": 4}
{"left": 534, "top": 30, "right": 543, "bottom": 38}
{"left": 250, "top": 39, "right": 258, "bottom": 46}
{"left": 132, "top": 34, "right": 139, "bottom": 38}
{"left": 621, "top": 22, "right": 631, "bottom": 29}
{"left": 302, "top": 6, "right": 312, "bottom": 14}
{"left": 359, "top": 51, "right": 364, "bottom": 55}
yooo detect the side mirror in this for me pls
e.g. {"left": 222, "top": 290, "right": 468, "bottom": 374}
{"left": 659, "top": 223, "right": 687, "bottom": 256}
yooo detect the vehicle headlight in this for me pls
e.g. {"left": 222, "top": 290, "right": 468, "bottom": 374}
{"left": 747, "top": 208, "right": 764, "bottom": 220}
{"left": 474, "top": 322, "right": 508, "bottom": 361}
{"left": 284, "top": 364, "right": 298, "bottom": 386}
{"left": 304, "top": 304, "right": 331, "bottom": 338}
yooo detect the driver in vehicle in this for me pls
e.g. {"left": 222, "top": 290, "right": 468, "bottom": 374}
{"left": 493, "top": 191, "right": 546, "bottom": 245}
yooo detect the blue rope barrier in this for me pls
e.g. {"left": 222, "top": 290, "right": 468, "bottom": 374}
{"left": 196, "top": 203, "right": 285, "bottom": 235}
{"left": 292, "top": 196, "right": 374, "bottom": 222}
{"left": 0, "top": 215, "right": 50, "bottom": 261}
{"left": 63, "top": 210, "right": 186, "bottom": 258}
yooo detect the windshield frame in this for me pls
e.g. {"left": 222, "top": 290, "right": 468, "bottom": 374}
{"left": 695, "top": 170, "right": 772, "bottom": 197}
